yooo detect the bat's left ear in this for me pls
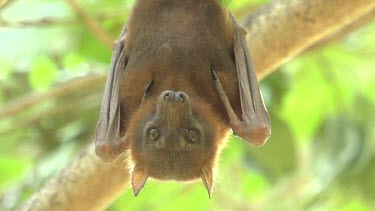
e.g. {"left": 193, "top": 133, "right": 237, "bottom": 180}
{"left": 200, "top": 166, "right": 213, "bottom": 199}
{"left": 141, "top": 80, "right": 155, "bottom": 104}
{"left": 131, "top": 164, "right": 149, "bottom": 196}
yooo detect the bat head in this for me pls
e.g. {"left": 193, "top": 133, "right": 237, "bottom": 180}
{"left": 125, "top": 88, "right": 228, "bottom": 197}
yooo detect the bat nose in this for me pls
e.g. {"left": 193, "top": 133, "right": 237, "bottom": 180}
{"left": 162, "top": 91, "right": 186, "bottom": 103}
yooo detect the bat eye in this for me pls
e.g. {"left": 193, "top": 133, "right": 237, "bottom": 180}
{"left": 186, "top": 129, "right": 199, "bottom": 142}
{"left": 148, "top": 128, "right": 160, "bottom": 141}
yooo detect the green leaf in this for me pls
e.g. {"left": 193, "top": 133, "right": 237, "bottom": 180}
{"left": 228, "top": 0, "right": 268, "bottom": 10}
{"left": 338, "top": 198, "right": 369, "bottom": 211}
{"left": 242, "top": 172, "right": 269, "bottom": 196}
{"left": 62, "top": 52, "right": 84, "bottom": 69}
{"left": 28, "top": 56, "right": 58, "bottom": 91}
{"left": 0, "top": 60, "right": 11, "bottom": 80}
{"left": 0, "top": 156, "right": 32, "bottom": 189}
{"left": 220, "top": 0, "right": 236, "bottom": 7}
{"left": 280, "top": 57, "right": 336, "bottom": 140}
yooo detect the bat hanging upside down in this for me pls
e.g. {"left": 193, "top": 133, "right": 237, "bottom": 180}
{"left": 95, "top": 0, "right": 271, "bottom": 198}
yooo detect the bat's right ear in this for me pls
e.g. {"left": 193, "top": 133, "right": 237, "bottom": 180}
{"left": 201, "top": 165, "right": 213, "bottom": 199}
{"left": 131, "top": 164, "right": 149, "bottom": 196}
{"left": 141, "top": 80, "right": 155, "bottom": 104}
{"left": 95, "top": 24, "right": 128, "bottom": 162}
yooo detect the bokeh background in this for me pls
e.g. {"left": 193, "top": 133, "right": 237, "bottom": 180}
{"left": 1, "top": 0, "right": 375, "bottom": 210}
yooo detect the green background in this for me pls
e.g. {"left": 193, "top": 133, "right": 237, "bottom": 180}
{"left": 0, "top": 0, "right": 374, "bottom": 210}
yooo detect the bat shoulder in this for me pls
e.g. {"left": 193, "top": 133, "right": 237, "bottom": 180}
{"left": 125, "top": 0, "right": 233, "bottom": 57}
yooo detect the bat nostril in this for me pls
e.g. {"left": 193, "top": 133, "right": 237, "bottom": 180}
{"left": 176, "top": 92, "right": 186, "bottom": 103}
{"left": 163, "top": 91, "right": 175, "bottom": 102}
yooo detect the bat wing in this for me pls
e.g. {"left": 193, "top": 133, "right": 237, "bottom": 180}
{"left": 95, "top": 24, "right": 128, "bottom": 162}
{"left": 212, "top": 14, "right": 271, "bottom": 146}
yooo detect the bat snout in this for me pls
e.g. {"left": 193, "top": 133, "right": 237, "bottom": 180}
{"left": 161, "top": 91, "right": 187, "bottom": 103}
{"left": 156, "top": 90, "right": 193, "bottom": 123}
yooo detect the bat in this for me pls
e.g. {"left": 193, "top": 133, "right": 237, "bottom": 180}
{"left": 95, "top": 0, "right": 271, "bottom": 198}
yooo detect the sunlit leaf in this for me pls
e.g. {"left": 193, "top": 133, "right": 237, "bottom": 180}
{"left": 62, "top": 52, "right": 84, "bottom": 69}
{"left": 242, "top": 172, "right": 269, "bottom": 196}
{"left": 0, "top": 60, "right": 11, "bottom": 80}
{"left": 338, "top": 198, "right": 369, "bottom": 211}
{"left": 280, "top": 57, "right": 337, "bottom": 140}
{"left": 28, "top": 56, "right": 58, "bottom": 92}
{"left": 228, "top": 0, "right": 268, "bottom": 10}
{"left": 220, "top": 0, "right": 236, "bottom": 7}
{"left": 0, "top": 156, "right": 32, "bottom": 189}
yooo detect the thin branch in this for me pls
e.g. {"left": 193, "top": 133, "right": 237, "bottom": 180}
{"left": 65, "top": 0, "right": 114, "bottom": 48}
{"left": 0, "top": 93, "right": 102, "bottom": 136}
{"left": 0, "top": 18, "right": 77, "bottom": 28}
{"left": 0, "top": 0, "right": 12, "bottom": 9}
{"left": 242, "top": 0, "right": 375, "bottom": 79}
{"left": 0, "top": 14, "right": 125, "bottom": 28}
{"left": 0, "top": 75, "right": 105, "bottom": 119}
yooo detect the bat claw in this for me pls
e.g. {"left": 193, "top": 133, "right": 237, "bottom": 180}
{"left": 210, "top": 67, "right": 218, "bottom": 81}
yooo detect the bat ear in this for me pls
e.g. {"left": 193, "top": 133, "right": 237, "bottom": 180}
{"left": 200, "top": 166, "right": 213, "bottom": 199}
{"left": 131, "top": 164, "right": 149, "bottom": 196}
{"left": 141, "top": 80, "right": 155, "bottom": 104}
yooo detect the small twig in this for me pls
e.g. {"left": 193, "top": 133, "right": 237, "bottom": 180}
{"left": 0, "top": 18, "right": 77, "bottom": 28}
{"left": 65, "top": 0, "right": 114, "bottom": 48}
{"left": 0, "top": 13, "right": 125, "bottom": 28}
{"left": 0, "top": 92, "right": 102, "bottom": 136}
{"left": 0, "top": 0, "right": 12, "bottom": 9}
{"left": 0, "top": 75, "right": 105, "bottom": 119}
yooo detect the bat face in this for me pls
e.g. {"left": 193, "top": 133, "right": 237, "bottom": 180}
{"left": 95, "top": 0, "right": 271, "bottom": 198}
{"left": 126, "top": 90, "right": 227, "bottom": 196}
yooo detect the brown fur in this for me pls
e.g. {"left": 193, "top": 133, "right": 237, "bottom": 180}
{"left": 120, "top": 0, "right": 241, "bottom": 125}
{"left": 116, "top": 0, "right": 243, "bottom": 194}
{"left": 126, "top": 93, "right": 229, "bottom": 181}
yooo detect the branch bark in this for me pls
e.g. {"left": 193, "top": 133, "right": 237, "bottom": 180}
{"left": 0, "top": 75, "right": 105, "bottom": 119}
{"left": 21, "top": 144, "right": 129, "bottom": 211}
{"left": 20, "top": 0, "right": 375, "bottom": 210}
{"left": 243, "top": 0, "right": 375, "bottom": 79}
{"left": 0, "top": 0, "right": 12, "bottom": 9}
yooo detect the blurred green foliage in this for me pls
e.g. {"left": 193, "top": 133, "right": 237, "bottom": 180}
{"left": 0, "top": 0, "right": 374, "bottom": 210}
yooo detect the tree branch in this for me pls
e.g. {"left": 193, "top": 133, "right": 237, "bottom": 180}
{"left": 243, "top": 0, "right": 375, "bottom": 79}
{"left": 0, "top": 0, "right": 12, "bottom": 9}
{"left": 20, "top": 0, "right": 375, "bottom": 210}
{"left": 65, "top": 0, "right": 114, "bottom": 48}
{"left": 0, "top": 13, "right": 125, "bottom": 28}
{"left": 308, "top": 9, "right": 375, "bottom": 51}
{"left": 20, "top": 144, "right": 129, "bottom": 211}
{"left": 0, "top": 75, "right": 105, "bottom": 119}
